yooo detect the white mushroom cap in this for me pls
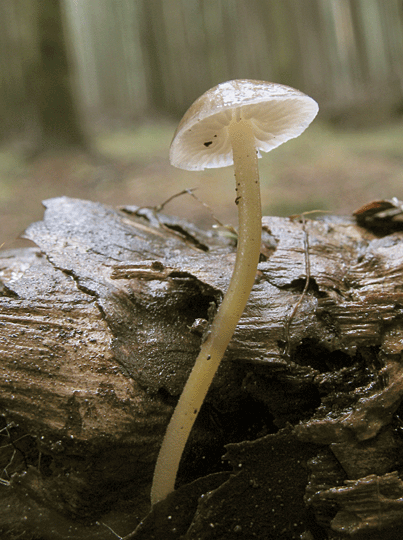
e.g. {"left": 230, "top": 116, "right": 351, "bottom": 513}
{"left": 170, "top": 79, "right": 319, "bottom": 171}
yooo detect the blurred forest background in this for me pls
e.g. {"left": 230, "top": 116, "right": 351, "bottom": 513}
{"left": 2, "top": 0, "right": 403, "bottom": 250}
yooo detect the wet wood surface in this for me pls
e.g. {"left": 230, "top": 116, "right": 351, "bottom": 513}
{"left": 1, "top": 196, "right": 403, "bottom": 539}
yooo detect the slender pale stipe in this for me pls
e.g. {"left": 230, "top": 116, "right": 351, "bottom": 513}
{"left": 151, "top": 117, "right": 261, "bottom": 505}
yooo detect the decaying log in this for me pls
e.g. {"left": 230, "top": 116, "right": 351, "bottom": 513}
{"left": 1, "top": 196, "right": 403, "bottom": 539}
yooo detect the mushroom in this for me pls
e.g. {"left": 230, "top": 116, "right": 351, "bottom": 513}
{"left": 151, "top": 79, "right": 318, "bottom": 505}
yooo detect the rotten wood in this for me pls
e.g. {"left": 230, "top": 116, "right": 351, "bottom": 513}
{"left": 1, "top": 196, "right": 403, "bottom": 539}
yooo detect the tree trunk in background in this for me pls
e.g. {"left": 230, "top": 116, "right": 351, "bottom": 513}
{"left": 138, "top": 0, "right": 167, "bottom": 115}
{"left": 0, "top": 0, "right": 86, "bottom": 150}
{"left": 33, "top": 0, "right": 86, "bottom": 151}
{"left": 0, "top": 0, "right": 38, "bottom": 143}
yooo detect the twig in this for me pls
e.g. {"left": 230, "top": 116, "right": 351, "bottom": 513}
{"left": 96, "top": 521, "right": 123, "bottom": 539}
{"left": 283, "top": 210, "right": 329, "bottom": 357}
{"left": 154, "top": 188, "right": 195, "bottom": 213}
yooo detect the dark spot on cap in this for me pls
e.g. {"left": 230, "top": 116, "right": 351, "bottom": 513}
{"left": 204, "top": 141, "right": 213, "bottom": 147}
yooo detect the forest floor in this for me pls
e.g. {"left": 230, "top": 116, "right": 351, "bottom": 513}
{"left": 1, "top": 118, "right": 403, "bottom": 251}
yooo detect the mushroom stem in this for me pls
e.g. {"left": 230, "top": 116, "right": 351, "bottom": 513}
{"left": 151, "top": 117, "right": 261, "bottom": 506}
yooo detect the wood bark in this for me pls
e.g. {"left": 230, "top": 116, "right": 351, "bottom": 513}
{"left": 1, "top": 197, "right": 403, "bottom": 539}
